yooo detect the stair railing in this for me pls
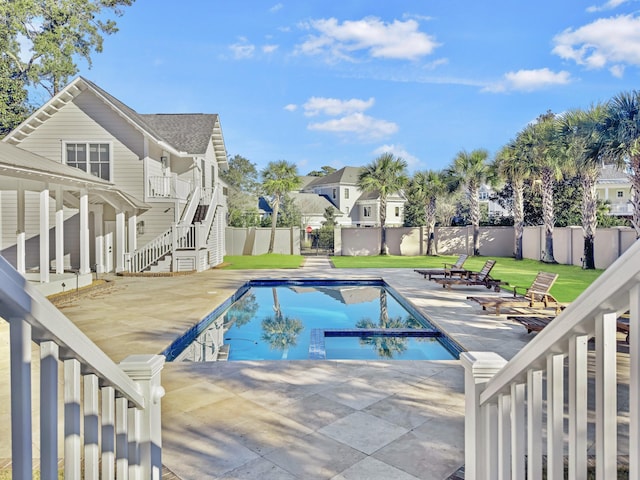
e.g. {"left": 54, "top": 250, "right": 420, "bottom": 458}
{"left": 463, "top": 238, "right": 640, "bottom": 479}
{"left": 1, "top": 255, "right": 165, "bottom": 479}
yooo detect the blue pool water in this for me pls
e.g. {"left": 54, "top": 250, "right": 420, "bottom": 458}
{"left": 164, "top": 279, "right": 462, "bottom": 362}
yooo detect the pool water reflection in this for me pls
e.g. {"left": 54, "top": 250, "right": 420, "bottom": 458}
{"left": 165, "top": 280, "right": 460, "bottom": 361}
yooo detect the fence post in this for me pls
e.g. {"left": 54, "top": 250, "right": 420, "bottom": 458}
{"left": 460, "top": 352, "right": 507, "bottom": 480}
{"left": 120, "top": 354, "right": 166, "bottom": 480}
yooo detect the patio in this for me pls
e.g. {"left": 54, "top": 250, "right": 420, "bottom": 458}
{"left": 0, "top": 257, "right": 629, "bottom": 479}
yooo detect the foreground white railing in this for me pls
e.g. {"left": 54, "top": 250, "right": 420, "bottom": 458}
{"left": 0, "top": 255, "right": 165, "bottom": 479}
{"left": 463, "top": 238, "right": 640, "bottom": 479}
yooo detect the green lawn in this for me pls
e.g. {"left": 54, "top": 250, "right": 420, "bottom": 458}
{"left": 221, "top": 254, "right": 305, "bottom": 269}
{"left": 331, "top": 255, "right": 604, "bottom": 302}
{"left": 219, "top": 254, "right": 603, "bottom": 302}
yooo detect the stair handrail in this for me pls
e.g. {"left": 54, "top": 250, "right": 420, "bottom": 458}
{"left": 1, "top": 254, "right": 164, "bottom": 479}
{"left": 128, "top": 227, "right": 173, "bottom": 272}
{"left": 179, "top": 185, "right": 201, "bottom": 226}
{"left": 462, "top": 238, "right": 640, "bottom": 479}
{"left": 199, "top": 184, "right": 221, "bottom": 245}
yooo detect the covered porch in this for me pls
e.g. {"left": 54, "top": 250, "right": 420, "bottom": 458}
{"left": 0, "top": 142, "right": 148, "bottom": 294}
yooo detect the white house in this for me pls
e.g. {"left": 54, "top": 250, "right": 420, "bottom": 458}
{"left": 1, "top": 76, "right": 228, "bottom": 292}
{"left": 302, "top": 166, "right": 406, "bottom": 227}
{"left": 596, "top": 163, "right": 633, "bottom": 217}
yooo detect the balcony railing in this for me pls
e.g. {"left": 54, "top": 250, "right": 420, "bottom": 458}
{"left": 148, "top": 175, "right": 191, "bottom": 201}
{"left": 0, "top": 255, "right": 165, "bottom": 479}
{"left": 608, "top": 201, "right": 633, "bottom": 215}
{"left": 463, "top": 239, "right": 639, "bottom": 479}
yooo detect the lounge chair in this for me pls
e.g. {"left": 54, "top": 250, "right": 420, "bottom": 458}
{"left": 413, "top": 254, "right": 469, "bottom": 280}
{"left": 433, "top": 259, "right": 506, "bottom": 292}
{"left": 466, "top": 271, "right": 561, "bottom": 315}
{"left": 511, "top": 313, "right": 630, "bottom": 340}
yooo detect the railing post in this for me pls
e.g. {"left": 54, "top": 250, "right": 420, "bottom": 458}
{"left": 10, "top": 317, "right": 33, "bottom": 480}
{"left": 119, "top": 355, "right": 166, "bottom": 480}
{"left": 461, "top": 352, "right": 507, "bottom": 480}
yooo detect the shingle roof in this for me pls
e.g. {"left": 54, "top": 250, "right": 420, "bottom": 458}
{"left": 305, "top": 166, "right": 362, "bottom": 188}
{"left": 599, "top": 164, "right": 629, "bottom": 182}
{"left": 140, "top": 114, "right": 217, "bottom": 155}
{"left": 289, "top": 192, "right": 344, "bottom": 216}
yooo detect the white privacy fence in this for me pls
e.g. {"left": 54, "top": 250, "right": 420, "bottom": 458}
{"left": 0, "top": 255, "right": 165, "bottom": 479}
{"left": 462, "top": 238, "right": 640, "bottom": 479}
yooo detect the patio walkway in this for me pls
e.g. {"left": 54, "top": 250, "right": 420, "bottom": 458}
{"left": 0, "top": 264, "right": 630, "bottom": 479}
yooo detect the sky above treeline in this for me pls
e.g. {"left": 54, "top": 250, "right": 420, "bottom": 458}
{"left": 44, "top": 0, "right": 640, "bottom": 175}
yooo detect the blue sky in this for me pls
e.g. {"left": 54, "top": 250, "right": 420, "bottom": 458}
{"left": 52, "top": 0, "right": 640, "bottom": 174}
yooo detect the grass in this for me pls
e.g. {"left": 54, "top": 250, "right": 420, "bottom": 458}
{"left": 331, "top": 254, "right": 604, "bottom": 303}
{"left": 221, "top": 254, "right": 305, "bottom": 269}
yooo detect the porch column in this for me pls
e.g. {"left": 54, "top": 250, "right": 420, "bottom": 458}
{"left": 55, "top": 187, "right": 65, "bottom": 274}
{"left": 116, "top": 210, "right": 126, "bottom": 273}
{"left": 128, "top": 214, "right": 137, "bottom": 253}
{"left": 93, "top": 205, "right": 105, "bottom": 274}
{"left": 79, "top": 190, "right": 90, "bottom": 275}
{"left": 16, "top": 185, "right": 26, "bottom": 274}
{"left": 39, "top": 186, "right": 50, "bottom": 283}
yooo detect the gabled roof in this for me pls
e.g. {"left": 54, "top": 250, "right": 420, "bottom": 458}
{"left": 305, "top": 166, "right": 361, "bottom": 188}
{"left": 289, "top": 192, "right": 344, "bottom": 216}
{"left": 3, "top": 76, "right": 227, "bottom": 164}
{"left": 141, "top": 114, "right": 218, "bottom": 155}
{"left": 599, "top": 164, "right": 630, "bottom": 183}
{"left": 0, "top": 143, "right": 148, "bottom": 213}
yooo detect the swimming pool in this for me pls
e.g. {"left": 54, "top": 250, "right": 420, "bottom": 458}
{"left": 163, "top": 279, "right": 463, "bottom": 361}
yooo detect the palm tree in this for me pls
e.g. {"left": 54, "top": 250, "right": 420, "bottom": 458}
{"left": 261, "top": 287, "right": 303, "bottom": 358}
{"left": 557, "top": 105, "right": 607, "bottom": 269}
{"left": 412, "top": 170, "right": 447, "bottom": 255}
{"left": 601, "top": 91, "right": 640, "bottom": 238}
{"left": 447, "top": 149, "right": 490, "bottom": 256}
{"left": 261, "top": 160, "right": 301, "bottom": 253}
{"left": 520, "top": 112, "right": 566, "bottom": 263}
{"left": 357, "top": 153, "right": 409, "bottom": 255}
{"left": 493, "top": 140, "right": 534, "bottom": 260}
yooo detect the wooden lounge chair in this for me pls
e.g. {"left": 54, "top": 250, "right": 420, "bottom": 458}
{"left": 433, "top": 259, "right": 506, "bottom": 291}
{"left": 413, "top": 254, "right": 469, "bottom": 280}
{"left": 511, "top": 311, "right": 630, "bottom": 339}
{"left": 466, "top": 272, "right": 560, "bottom": 315}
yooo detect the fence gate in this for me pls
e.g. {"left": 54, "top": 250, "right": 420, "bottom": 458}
{"left": 300, "top": 228, "right": 334, "bottom": 256}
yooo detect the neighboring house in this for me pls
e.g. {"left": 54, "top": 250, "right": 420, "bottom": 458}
{"left": 597, "top": 164, "right": 633, "bottom": 217}
{"left": 302, "top": 166, "right": 406, "bottom": 227}
{"left": 1, "top": 76, "right": 228, "bottom": 289}
{"left": 291, "top": 192, "right": 347, "bottom": 229}
{"left": 478, "top": 184, "right": 511, "bottom": 218}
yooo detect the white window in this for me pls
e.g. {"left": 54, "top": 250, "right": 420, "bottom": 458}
{"left": 66, "top": 143, "right": 111, "bottom": 180}
{"left": 395, "top": 206, "right": 400, "bottom": 216}
{"left": 479, "top": 191, "right": 488, "bottom": 200}
{"left": 617, "top": 191, "right": 624, "bottom": 198}
{"left": 345, "top": 188, "right": 349, "bottom": 199}
{"left": 332, "top": 188, "right": 337, "bottom": 199}
{"left": 363, "top": 206, "right": 371, "bottom": 217}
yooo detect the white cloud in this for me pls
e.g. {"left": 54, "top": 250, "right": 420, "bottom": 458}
{"left": 373, "top": 144, "right": 422, "bottom": 170}
{"left": 284, "top": 104, "right": 298, "bottom": 112}
{"left": 552, "top": 15, "right": 640, "bottom": 75}
{"left": 484, "top": 68, "right": 572, "bottom": 93}
{"left": 229, "top": 38, "right": 255, "bottom": 59}
{"left": 296, "top": 17, "right": 440, "bottom": 61}
{"left": 586, "top": 0, "right": 631, "bottom": 12}
{"left": 262, "top": 44, "right": 279, "bottom": 54}
{"left": 270, "top": 3, "right": 283, "bottom": 13}
{"left": 303, "top": 97, "right": 375, "bottom": 117}
{"left": 308, "top": 113, "right": 398, "bottom": 141}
